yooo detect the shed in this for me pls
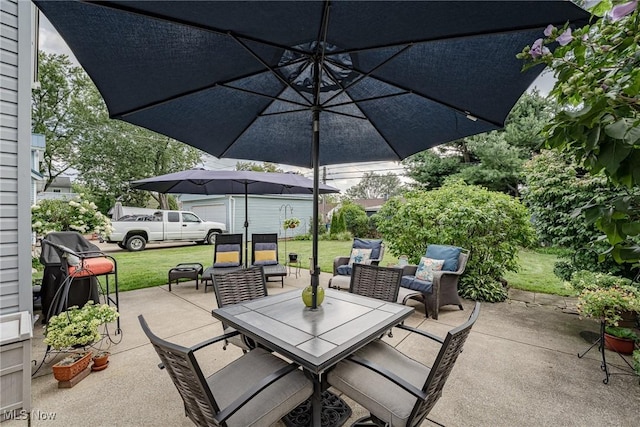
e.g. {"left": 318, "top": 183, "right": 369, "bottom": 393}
{"left": 180, "top": 194, "right": 313, "bottom": 239}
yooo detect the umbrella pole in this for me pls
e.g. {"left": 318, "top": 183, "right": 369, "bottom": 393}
{"left": 311, "top": 109, "right": 320, "bottom": 309}
{"left": 244, "top": 184, "right": 249, "bottom": 268}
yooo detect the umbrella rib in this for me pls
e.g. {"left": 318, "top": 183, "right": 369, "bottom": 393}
{"left": 229, "top": 34, "right": 314, "bottom": 105}
{"left": 82, "top": 0, "right": 313, "bottom": 56}
{"left": 218, "top": 83, "right": 310, "bottom": 109}
{"left": 259, "top": 108, "right": 311, "bottom": 117}
{"left": 321, "top": 44, "right": 414, "bottom": 107}
{"left": 351, "top": 72, "right": 503, "bottom": 127}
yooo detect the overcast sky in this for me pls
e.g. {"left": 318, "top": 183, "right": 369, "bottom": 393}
{"left": 39, "top": 15, "right": 553, "bottom": 192}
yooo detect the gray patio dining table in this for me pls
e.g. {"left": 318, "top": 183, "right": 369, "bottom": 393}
{"left": 211, "top": 288, "right": 414, "bottom": 427}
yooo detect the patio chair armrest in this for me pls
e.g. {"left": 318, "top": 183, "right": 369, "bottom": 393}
{"left": 214, "top": 362, "right": 302, "bottom": 423}
{"left": 395, "top": 324, "right": 444, "bottom": 344}
{"left": 402, "top": 265, "right": 418, "bottom": 276}
{"left": 345, "top": 354, "right": 427, "bottom": 400}
{"left": 191, "top": 330, "right": 240, "bottom": 352}
{"left": 432, "top": 270, "right": 463, "bottom": 280}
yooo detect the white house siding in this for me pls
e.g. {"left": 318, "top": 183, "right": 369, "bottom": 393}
{"left": 0, "top": 0, "right": 33, "bottom": 418}
{"left": 181, "top": 194, "right": 314, "bottom": 239}
{"left": 0, "top": 0, "right": 31, "bottom": 315}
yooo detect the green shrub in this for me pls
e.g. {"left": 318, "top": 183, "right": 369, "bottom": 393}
{"left": 522, "top": 151, "right": 637, "bottom": 279}
{"left": 569, "top": 270, "right": 632, "bottom": 294}
{"left": 330, "top": 210, "right": 346, "bottom": 235}
{"left": 337, "top": 201, "right": 370, "bottom": 237}
{"left": 375, "top": 180, "right": 535, "bottom": 302}
{"left": 31, "top": 195, "right": 112, "bottom": 238}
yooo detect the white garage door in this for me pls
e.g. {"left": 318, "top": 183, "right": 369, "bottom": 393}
{"left": 191, "top": 204, "right": 227, "bottom": 224}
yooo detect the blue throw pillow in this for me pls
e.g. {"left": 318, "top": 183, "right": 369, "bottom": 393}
{"left": 353, "top": 238, "right": 383, "bottom": 260}
{"left": 425, "top": 245, "right": 461, "bottom": 271}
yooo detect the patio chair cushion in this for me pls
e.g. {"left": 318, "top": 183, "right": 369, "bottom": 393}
{"left": 328, "top": 339, "right": 430, "bottom": 426}
{"left": 354, "top": 238, "right": 383, "bottom": 259}
{"left": 214, "top": 244, "right": 241, "bottom": 267}
{"left": 400, "top": 275, "right": 433, "bottom": 294}
{"left": 415, "top": 257, "right": 444, "bottom": 282}
{"left": 68, "top": 257, "right": 115, "bottom": 277}
{"left": 254, "top": 251, "right": 277, "bottom": 265}
{"left": 255, "top": 243, "right": 276, "bottom": 251}
{"left": 336, "top": 265, "right": 352, "bottom": 275}
{"left": 210, "top": 348, "right": 313, "bottom": 427}
{"left": 253, "top": 243, "right": 278, "bottom": 266}
{"left": 425, "top": 245, "right": 461, "bottom": 271}
{"left": 348, "top": 248, "right": 372, "bottom": 266}
{"left": 223, "top": 326, "right": 256, "bottom": 351}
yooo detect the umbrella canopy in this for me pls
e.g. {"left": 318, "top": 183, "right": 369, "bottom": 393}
{"left": 130, "top": 169, "right": 340, "bottom": 266}
{"left": 130, "top": 169, "right": 339, "bottom": 196}
{"left": 36, "top": 0, "right": 590, "bottom": 308}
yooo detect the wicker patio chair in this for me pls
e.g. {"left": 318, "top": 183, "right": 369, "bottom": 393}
{"left": 327, "top": 302, "right": 480, "bottom": 427}
{"left": 329, "top": 238, "right": 385, "bottom": 290}
{"left": 139, "top": 315, "right": 313, "bottom": 427}
{"left": 251, "top": 233, "right": 287, "bottom": 287}
{"left": 397, "top": 246, "right": 469, "bottom": 320}
{"left": 202, "top": 233, "right": 243, "bottom": 292}
{"left": 212, "top": 266, "right": 267, "bottom": 351}
{"left": 350, "top": 263, "right": 402, "bottom": 303}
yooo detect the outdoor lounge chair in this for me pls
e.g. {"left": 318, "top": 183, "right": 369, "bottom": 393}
{"left": 398, "top": 245, "right": 469, "bottom": 320}
{"left": 201, "top": 233, "right": 243, "bottom": 292}
{"left": 329, "top": 238, "right": 385, "bottom": 290}
{"left": 327, "top": 302, "right": 480, "bottom": 427}
{"left": 138, "top": 315, "right": 313, "bottom": 427}
{"left": 212, "top": 266, "right": 267, "bottom": 352}
{"left": 251, "top": 233, "right": 287, "bottom": 287}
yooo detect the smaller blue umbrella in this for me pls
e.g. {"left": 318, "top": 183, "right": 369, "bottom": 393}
{"left": 130, "top": 169, "right": 340, "bottom": 266}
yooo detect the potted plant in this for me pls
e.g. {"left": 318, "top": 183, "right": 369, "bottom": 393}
{"left": 51, "top": 352, "right": 93, "bottom": 382}
{"left": 44, "top": 301, "right": 119, "bottom": 350}
{"left": 577, "top": 285, "right": 640, "bottom": 327}
{"left": 283, "top": 217, "right": 300, "bottom": 230}
{"left": 92, "top": 351, "right": 111, "bottom": 371}
{"left": 603, "top": 326, "right": 638, "bottom": 355}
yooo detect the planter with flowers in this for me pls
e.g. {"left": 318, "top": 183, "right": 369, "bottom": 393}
{"left": 577, "top": 285, "right": 640, "bottom": 327}
{"left": 45, "top": 301, "right": 119, "bottom": 381}
{"left": 577, "top": 285, "right": 640, "bottom": 354}
{"left": 283, "top": 217, "right": 300, "bottom": 230}
{"left": 603, "top": 326, "right": 638, "bottom": 355}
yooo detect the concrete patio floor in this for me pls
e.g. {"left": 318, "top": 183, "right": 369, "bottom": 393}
{"left": 12, "top": 271, "right": 640, "bottom": 426}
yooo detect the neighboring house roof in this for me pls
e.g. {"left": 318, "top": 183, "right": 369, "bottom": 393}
{"left": 49, "top": 176, "right": 72, "bottom": 188}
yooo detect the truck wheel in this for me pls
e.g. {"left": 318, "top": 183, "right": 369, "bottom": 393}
{"left": 126, "top": 235, "right": 146, "bottom": 251}
{"left": 117, "top": 242, "right": 127, "bottom": 249}
{"left": 205, "top": 231, "right": 219, "bottom": 245}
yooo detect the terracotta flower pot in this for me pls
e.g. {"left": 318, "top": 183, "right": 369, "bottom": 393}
{"left": 52, "top": 352, "right": 92, "bottom": 382}
{"left": 91, "top": 352, "right": 111, "bottom": 372}
{"left": 603, "top": 333, "right": 635, "bottom": 355}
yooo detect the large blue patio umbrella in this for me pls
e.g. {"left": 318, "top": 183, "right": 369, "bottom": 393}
{"left": 130, "top": 169, "right": 340, "bottom": 267}
{"left": 35, "top": 0, "right": 590, "bottom": 308}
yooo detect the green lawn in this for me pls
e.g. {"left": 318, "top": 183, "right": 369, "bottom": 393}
{"left": 42, "top": 241, "right": 567, "bottom": 295}
{"left": 103, "top": 240, "right": 399, "bottom": 292}
{"left": 503, "top": 248, "right": 573, "bottom": 296}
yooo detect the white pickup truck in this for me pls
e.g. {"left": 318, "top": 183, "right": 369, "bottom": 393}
{"left": 106, "top": 210, "right": 226, "bottom": 251}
